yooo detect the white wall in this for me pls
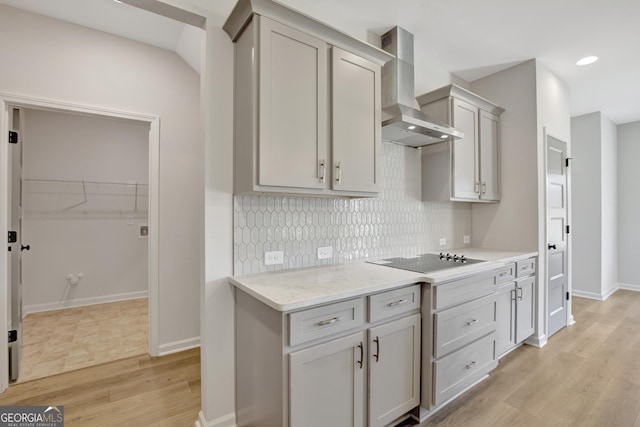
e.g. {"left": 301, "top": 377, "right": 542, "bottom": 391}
{"left": 618, "top": 121, "right": 640, "bottom": 289}
{"left": 21, "top": 109, "right": 149, "bottom": 313}
{"left": 0, "top": 4, "right": 202, "bottom": 350}
{"left": 601, "top": 114, "right": 618, "bottom": 297}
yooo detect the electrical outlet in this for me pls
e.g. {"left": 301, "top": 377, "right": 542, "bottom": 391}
{"left": 463, "top": 235, "right": 471, "bottom": 244}
{"left": 439, "top": 238, "right": 447, "bottom": 246}
{"left": 264, "top": 250, "right": 284, "bottom": 266}
{"left": 317, "top": 246, "right": 333, "bottom": 260}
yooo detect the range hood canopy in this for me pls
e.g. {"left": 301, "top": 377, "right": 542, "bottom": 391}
{"left": 380, "top": 27, "right": 463, "bottom": 147}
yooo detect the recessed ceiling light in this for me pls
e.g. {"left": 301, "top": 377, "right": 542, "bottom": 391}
{"left": 113, "top": 0, "right": 123, "bottom": 3}
{"left": 407, "top": 125, "right": 416, "bottom": 130}
{"left": 440, "top": 135, "right": 448, "bottom": 139}
{"left": 576, "top": 56, "right": 598, "bottom": 66}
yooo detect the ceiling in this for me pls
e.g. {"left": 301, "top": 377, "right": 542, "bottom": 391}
{"left": 1, "top": 0, "right": 638, "bottom": 124}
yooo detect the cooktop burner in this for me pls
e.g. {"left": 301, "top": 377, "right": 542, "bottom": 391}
{"left": 369, "top": 253, "right": 485, "bottom": 274}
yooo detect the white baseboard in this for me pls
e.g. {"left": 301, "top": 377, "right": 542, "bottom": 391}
{"left": 619, "top": 282, "right": 640, "bottom": 292}
{"left": 572, "top": 289, "right": 605, "bottom": 301}
{"left": 158, "top": 336, "right": 200, "bottom": 356}
{"left": 526, "top": 334, "right": 547, "bottom": 348}
{"left": 195, "top": 411, "right": 236, "bottom": 427}
{"left": 23, "top": 290, "right": 148, "bottom": 317}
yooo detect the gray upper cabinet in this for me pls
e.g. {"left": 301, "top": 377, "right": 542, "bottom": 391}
{"left": 256, "top": 17, "right": 328, "bottom": 191}
{"left": 225, "top": 0, "right": 391, "bottom": 197}
{"left": 332, "top": 47, "right": 381, "bottom": 194}
{"left": 417, "top": 84, "right": 504, "bottom": 203}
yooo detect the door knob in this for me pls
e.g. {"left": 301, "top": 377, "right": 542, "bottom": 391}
{"left": 548, "top": 244, "right": 556, "bottom": 250}
{"left": 21, "top": 244, "right": 30, "bottom": 251}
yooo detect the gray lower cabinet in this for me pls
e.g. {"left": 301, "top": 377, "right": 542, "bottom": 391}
{"left": 235, "top": 284, "right": 421, "bottom": 427}
{"left": 369, "top": 314, "right": 421, "bottom": 427}
{"left": 290, "top": 332, "right": 366, "bottom": 427}
{"left": 496, "top": 258, "right": 537, "bottom": 357}
{"left": 423, "top": 271, "right": 499, "bottom": 410}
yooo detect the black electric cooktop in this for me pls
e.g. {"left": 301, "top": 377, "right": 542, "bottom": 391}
{"left": 368, "top": 253, "right": 485, "bottom": 274}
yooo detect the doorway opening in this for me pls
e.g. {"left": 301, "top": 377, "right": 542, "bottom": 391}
{"left": 1, "top": 95, "right": 160, "bottom": 387}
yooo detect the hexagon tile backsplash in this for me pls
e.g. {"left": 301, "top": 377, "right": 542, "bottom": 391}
{"left": 233, "top": 142, "right": 472, "bottom": 275}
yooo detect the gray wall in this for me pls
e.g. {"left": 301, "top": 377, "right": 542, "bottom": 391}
{"left": 618, "top": 121, "right": 640, "bottom": 288}
{"left": 571, "top": 112, "right": 618, "bottom": 299}
{"left": 0, "top": 4, "right": 202, "bottom": 352}
{"left": 22, "top": 109, "right": 149, "bottom": 313}
{"left": 233, "top": 142, "right": 472, "bottom": 275}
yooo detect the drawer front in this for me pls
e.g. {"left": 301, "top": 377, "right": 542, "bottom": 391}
{"left": 434, "top": 332, "right": 498, "bottom": 406}
{"left": 369, "top": 284, "right": 420, "bottom": 323}
{"left": 289, "top": 298, "right": 364, "bottom": 347}
{"left": 516, "top": 258, "right": 536, "bottom": 278}
{"left": 434, "top": 294, "right": 497, "bottom": 358}
{"left": 494, "top": 263, "right": 515, "bottom": 285}
{"left": 433, "top": 272, "right": 495, "bottom": 311}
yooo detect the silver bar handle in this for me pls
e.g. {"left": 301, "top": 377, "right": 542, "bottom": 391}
{"left": 482, "top": 181, "right": 487, "bottom": 194}
{"left": 319, "top": 159, "right": 326, "bottom": 183}
{"left": 317, "top": 316, "right": 343, "bottom": 326}
{"left": 474, "top": 181, "right": 480, "bottom": 194}
{"left": 465, "top": 361, "right": 477, "bottom": 370}
{"left": 511, "top": 289, "right": 516, "bottom": 301}
{"left": 466, "top": 319, "right": 479, "bottom": 326}
{"left": 388, "top": 299, "right": 408, "bottom": 307}
{"left": 357, "top": 342, "right": 363, "bottom": 369}
{"left": 518, "top": 286, "right": 523, "bottom": 301}
{"left": 335, "top": 162, "right": 341, "bottom": 185}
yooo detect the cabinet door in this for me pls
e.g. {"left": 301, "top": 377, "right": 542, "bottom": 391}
{"left": 515, "top": 277, "right": 535, "bottom": 343}
{"left": 451, "top": 98, "right": 480, "bottom": 200}
{"left": 369, "top": 314, "right": 421, "bottom": 427}
{"left": 258, "top": 17, "right": 328, "bottom": 189}
{"left": 479, "top": 110, "right": 500, "bottom": 200}
{"left": 496, "top": 283, "right": 516, "bottom": 356}
{"left": 290, "top": 332, "right": 365, "bottom": 427}
{"left": 332, "top": 46, "right": 381, "bottom": 193}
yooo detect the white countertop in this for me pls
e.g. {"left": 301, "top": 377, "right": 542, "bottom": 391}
{"left": 229, "top": 248, "right": 538, "bottom": 312}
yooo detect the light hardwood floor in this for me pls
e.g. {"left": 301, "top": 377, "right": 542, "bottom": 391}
{"left": 3, "top": 291, "right": 639, "bottom": 426}
{"left": 20, "top": 299, "right": 148, "bottom": 382}
{"left": 413, "top": 290, "right": 640, "bottom": 426}
{"left": 0, "top": 348, "right": 200, "bottom": 426}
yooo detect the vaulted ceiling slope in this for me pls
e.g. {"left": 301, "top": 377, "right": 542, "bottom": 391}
{"left": 2, "top": 0, "right": 638, "bottom": 124}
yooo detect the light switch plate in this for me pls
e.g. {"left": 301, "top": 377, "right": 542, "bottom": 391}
{"left": 439, "top": 238, "right": 446, "bottom": 246}
{"left": 463, "top": 235, "right": 471, "bottom": 244}
{"left": 264, "top": 251, "right": 284, "bottom": 266}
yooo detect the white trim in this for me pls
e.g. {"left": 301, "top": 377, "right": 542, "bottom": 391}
{"left": 196, "top": 411, "right": 237, "bottom": 427}
{"left": 572, "top": 284, "right": 619, "bottom": 301}
{"left": 158, "top": 336, "right": 200, "bottom": 356}
{"left": 0, "top": 100, "right": 10, "bottom": 391}
{"left": 0, "top": 93, "right": 161, "bottom": 392}
{"left": 618, "top": 282, "right": 640, "bottom": 292}
{"left": 23, "top": 291, "right": 148, "bottom": 317}
{"left": 525, "top": 333, "right": 547, "bottom": 348}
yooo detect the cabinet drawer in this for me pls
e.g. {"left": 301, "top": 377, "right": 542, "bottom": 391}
{"left": 433, "top": 272, "right": 495, "bottom": 311}
{"left": 516, "top": 258, "right": 536, "bottom": 277}
{"left": 494, "top": 263, "right": 515, "bottom": 285}
{"left": 289, "top": 298, "right": 364, "bottom": 347}
{"left": 433, "top": 332, "right": 497, "bottom": 406}
{"left": 369, "top": 284, "right": 420, "bottom": 323}
{"left": 434, "top": 294, "right": 497, "bottom": 358}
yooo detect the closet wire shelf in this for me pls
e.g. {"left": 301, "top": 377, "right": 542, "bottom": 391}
{"left": 23, "top": 179, "right": 149, "bottom": 217}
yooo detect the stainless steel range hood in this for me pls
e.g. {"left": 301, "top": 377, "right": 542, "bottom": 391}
{"left": 381, "top": 27, "right": 463, "bottom": 147}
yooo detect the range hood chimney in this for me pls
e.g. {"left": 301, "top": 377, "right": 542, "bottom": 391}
{"left": 380, "top": 27, "right": 463, "bottom": 147}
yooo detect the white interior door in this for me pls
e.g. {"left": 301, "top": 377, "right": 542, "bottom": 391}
{"left": 8, "top": 106, "right": 24, "bottom": 381}
{"left": 546, "top": 134, "right": 569, "bottom": 338}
